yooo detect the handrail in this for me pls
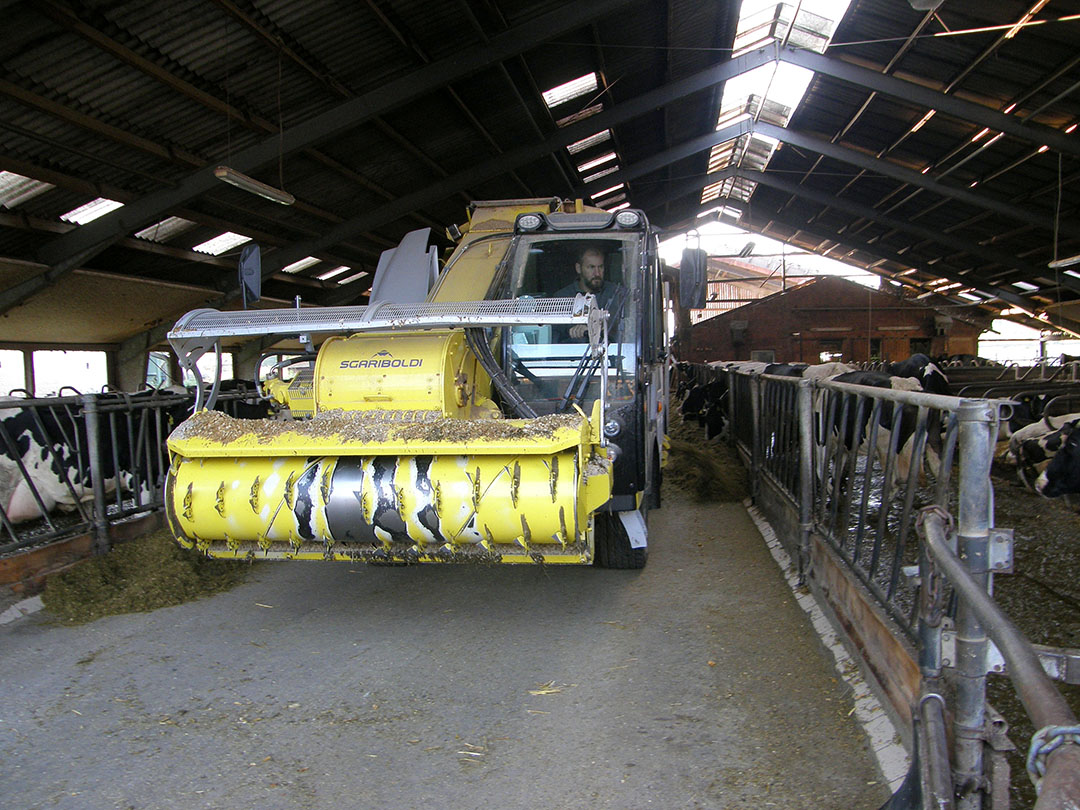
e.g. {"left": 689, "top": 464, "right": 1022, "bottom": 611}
{"left": 920, "top": 509, "right": 1080, "bottom": 809}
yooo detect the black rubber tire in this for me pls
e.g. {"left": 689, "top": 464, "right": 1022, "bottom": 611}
{"left": 593, "top": 512, "right": 648, "bottom": 569}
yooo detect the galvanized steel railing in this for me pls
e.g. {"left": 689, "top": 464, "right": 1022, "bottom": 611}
{"left": 691, "top": 363, "right": 1080, "bottom": 810}
{"left": 0, "top": 388, "right": 256, "bottom": 557}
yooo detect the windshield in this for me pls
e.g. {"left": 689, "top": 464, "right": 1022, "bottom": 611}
{"left": 501, "top": 233, "right": 641, "bottom": 415}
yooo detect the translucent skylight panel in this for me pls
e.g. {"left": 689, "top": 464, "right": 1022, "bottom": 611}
{"left": 701, "top": 0, "right": 853, "bottom": 208}
{"left": 1012, "top": 281, "right": 1039, "bottom": 291}
{"left": 336, "top": 271, "right": 366, "bottom": 285}
{"left": 192, "top": 231, "right": 252, "bottom": 256}
{"left": 701, "top": 180, "right": 726, "bottom": 204}
{"left": 567, "top": 130, "right": 611, "bottom": 155}
{"left": 721, "top": 62, "right": 814, "bottom": 126}
{"left": 583, "top": 165, "right": 619, "bottom": 185}
{"left": 281, "top": 256, "right": 320, "bottom": 274}
{"left": 733, "top": 1, "right": 851, "bottom": 56}
{"left": 577, "top": 152, "right": 617, "bottom": 173}
{"left": 729, "top": 177, "right": 758, "bottom": 202}
{"left": 556, "top": 104, "right": 603, "bottom": 128}
{"left": 0, "top": 171, "right": 53, "bottom": 208}
{"left": 542, "top": 73, "right": 598, "bottom": 109}
{"left": 606, "top": 201, "right": 631, "bottom": 212}
{"left": 60, "top": 197, "right": 124, "bottom": 225}
{"left": 732, "top": 3, "right": 793, "bottom": 55}
{"left": 133, "top": 216, "right": 196, "bottom": 242}
{"left": 707, "top": 140, "right": 739, "bottom": 173}
{"left": 317, "top": 265, "right": 351, "bottom": 281}
{"left": 591, "top": 183, "right": 624, "bottom": 200}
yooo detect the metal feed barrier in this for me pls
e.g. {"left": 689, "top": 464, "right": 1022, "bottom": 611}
{"left": 0, "top": 388, "right": 259, "bottom": 558}
{"left": 704, "top": 364, "right": 1080, "bottom": 810}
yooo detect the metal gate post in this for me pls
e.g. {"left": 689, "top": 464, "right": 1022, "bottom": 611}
{"left": 726, "top": 368, "right": 736, "bottom": 447}
{"left": 82, "top": 393, "right": 110, "bottom": 555}
{"left": 749, "top": 373, "right": 761, "bottom": 498}
{"left": 954, "top": 399, "right": 996, "bottom": 810}
{"left": 797, "top": 378, "right": 814, "bottom": 582}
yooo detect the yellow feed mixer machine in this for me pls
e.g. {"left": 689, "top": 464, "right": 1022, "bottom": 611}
{"left": 164, "top": 199, "right": 707, "bottom": 568}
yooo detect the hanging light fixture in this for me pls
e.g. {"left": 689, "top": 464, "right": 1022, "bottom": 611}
{"left": 1048, "top": 254, "right": 1080, "bottom": 269}
{"left": 214, "top": 166, "right": 295, "bottom": 206}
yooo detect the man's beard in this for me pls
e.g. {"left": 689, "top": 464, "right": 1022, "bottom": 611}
{"left": 585, "top": 275, "right": 604, "bottom": 292}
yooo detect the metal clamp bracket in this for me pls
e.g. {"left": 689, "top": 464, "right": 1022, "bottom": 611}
{"left": 942, "top": 630, "right": 1006, "bottom": 675}
{"left": 987, "top": 528, "right": 1014, "bottom": 573}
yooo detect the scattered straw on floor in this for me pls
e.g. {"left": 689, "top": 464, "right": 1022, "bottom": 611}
{"left": 42, "top": 530, "right": 252, "bottom": 625}
{"left": 664, "top": 416, "right": 749, "bottom": 502}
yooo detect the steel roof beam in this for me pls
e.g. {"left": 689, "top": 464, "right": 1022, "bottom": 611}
{"left": 752, "top": 122, "right": 1080, "bottom": 240}
{"left": 738, "top": 169, "right": 1080, "bottom": 295}
{"left": 115, "top": 47, "right": 780, "bottom": 356}
{"left": 36, "top": 0, "right": 443, "bottom": 236}
{"left": 211, "top": 0, "right": 476, "bottom": 203}
{"left": 455, "top": 0, "right": 576, "bottom": 192}
{"left": 641, "top": 167, "right": 1080, "bottom": 312}
{"left": 574, "top": 118, "right": 753, "bottom": 197}
{"left": 779, "top": 47, "right": 1080, "bottom": 159}
{"left": 652, "top": 199, "right": 1080, "bottom": 336}
{"left": 32, "top": 0, "right": 641, "bottom": 275}
{"left": 237, "top": 49, "right": 778, "bottom": 282}
{"left": 577, "top": 118, "right": 1077, "bottom": 240}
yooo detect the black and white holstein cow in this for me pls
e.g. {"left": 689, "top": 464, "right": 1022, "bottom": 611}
{"left": 679, "top": 376, "right": 728, "bottom": 440}
{"left": 1034, "top": 419, "right": 1080, "bottom": 497}
{"left": 825, "top": 369, "right": 931, "bottom": 488}
{"left": 1008, "top": 412, "right": 1080, "bottom": 492}
{"left": 0, "top": 384, "right": 271, "bottom": 527}
{"left": 0, "top": 395, "right": 147, "bottom": 525}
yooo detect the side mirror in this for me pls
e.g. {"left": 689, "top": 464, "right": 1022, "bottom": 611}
{"left": 238, "top": 243, "right": 261, "bottom": 307}
{"left": 679, "top": 247, "right": 707, "bottom": 310}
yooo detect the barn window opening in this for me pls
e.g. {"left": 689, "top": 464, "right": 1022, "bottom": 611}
{"left": 0, "top": 349, "right": 25, "bottom": 394}
{"left": 146, "top": 351, "right": 174, "bottom": 388}
{"left": 33, "top": 350, "right": 107, "bottom": 397}
{"left": 819, "top": 340, "right": 843, "bottom": 363}
{"left": 179, "top": 352, "right": 234, "bottom": 388}
{"left": 259, "top": 353, "right": 309, "bottom": 382}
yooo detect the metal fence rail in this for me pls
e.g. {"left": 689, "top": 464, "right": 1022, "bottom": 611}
{"left": 0, "top": 388, "right": 259, "bottom": 557}
{"left": 682, "top": 363, "right": 1080, "bottom": 810}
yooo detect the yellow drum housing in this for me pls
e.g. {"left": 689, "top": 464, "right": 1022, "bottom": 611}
{"left": 165, "top": 408, "right": 611, "bottom": 563}
{"left": 166, "top": 328, "right": 611, "bottom": 565}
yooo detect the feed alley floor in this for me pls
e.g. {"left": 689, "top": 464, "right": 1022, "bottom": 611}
{"left": 1, "top": 492, "right": 893, "bottom": 809}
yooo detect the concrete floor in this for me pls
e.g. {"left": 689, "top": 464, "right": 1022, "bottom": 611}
{"left": 0, "top": 493, "right": 891, "bottom": 809}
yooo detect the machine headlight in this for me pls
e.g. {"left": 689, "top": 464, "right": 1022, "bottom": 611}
{"left": 517, "top": 213, "right": 544, "bottom": 231}
{"left": 615, "top": 210, "right": 641, "bottom": 228}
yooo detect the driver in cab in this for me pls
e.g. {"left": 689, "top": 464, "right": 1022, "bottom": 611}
{"left": 554, "top": 246, "right": 624, "bottom": 340}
